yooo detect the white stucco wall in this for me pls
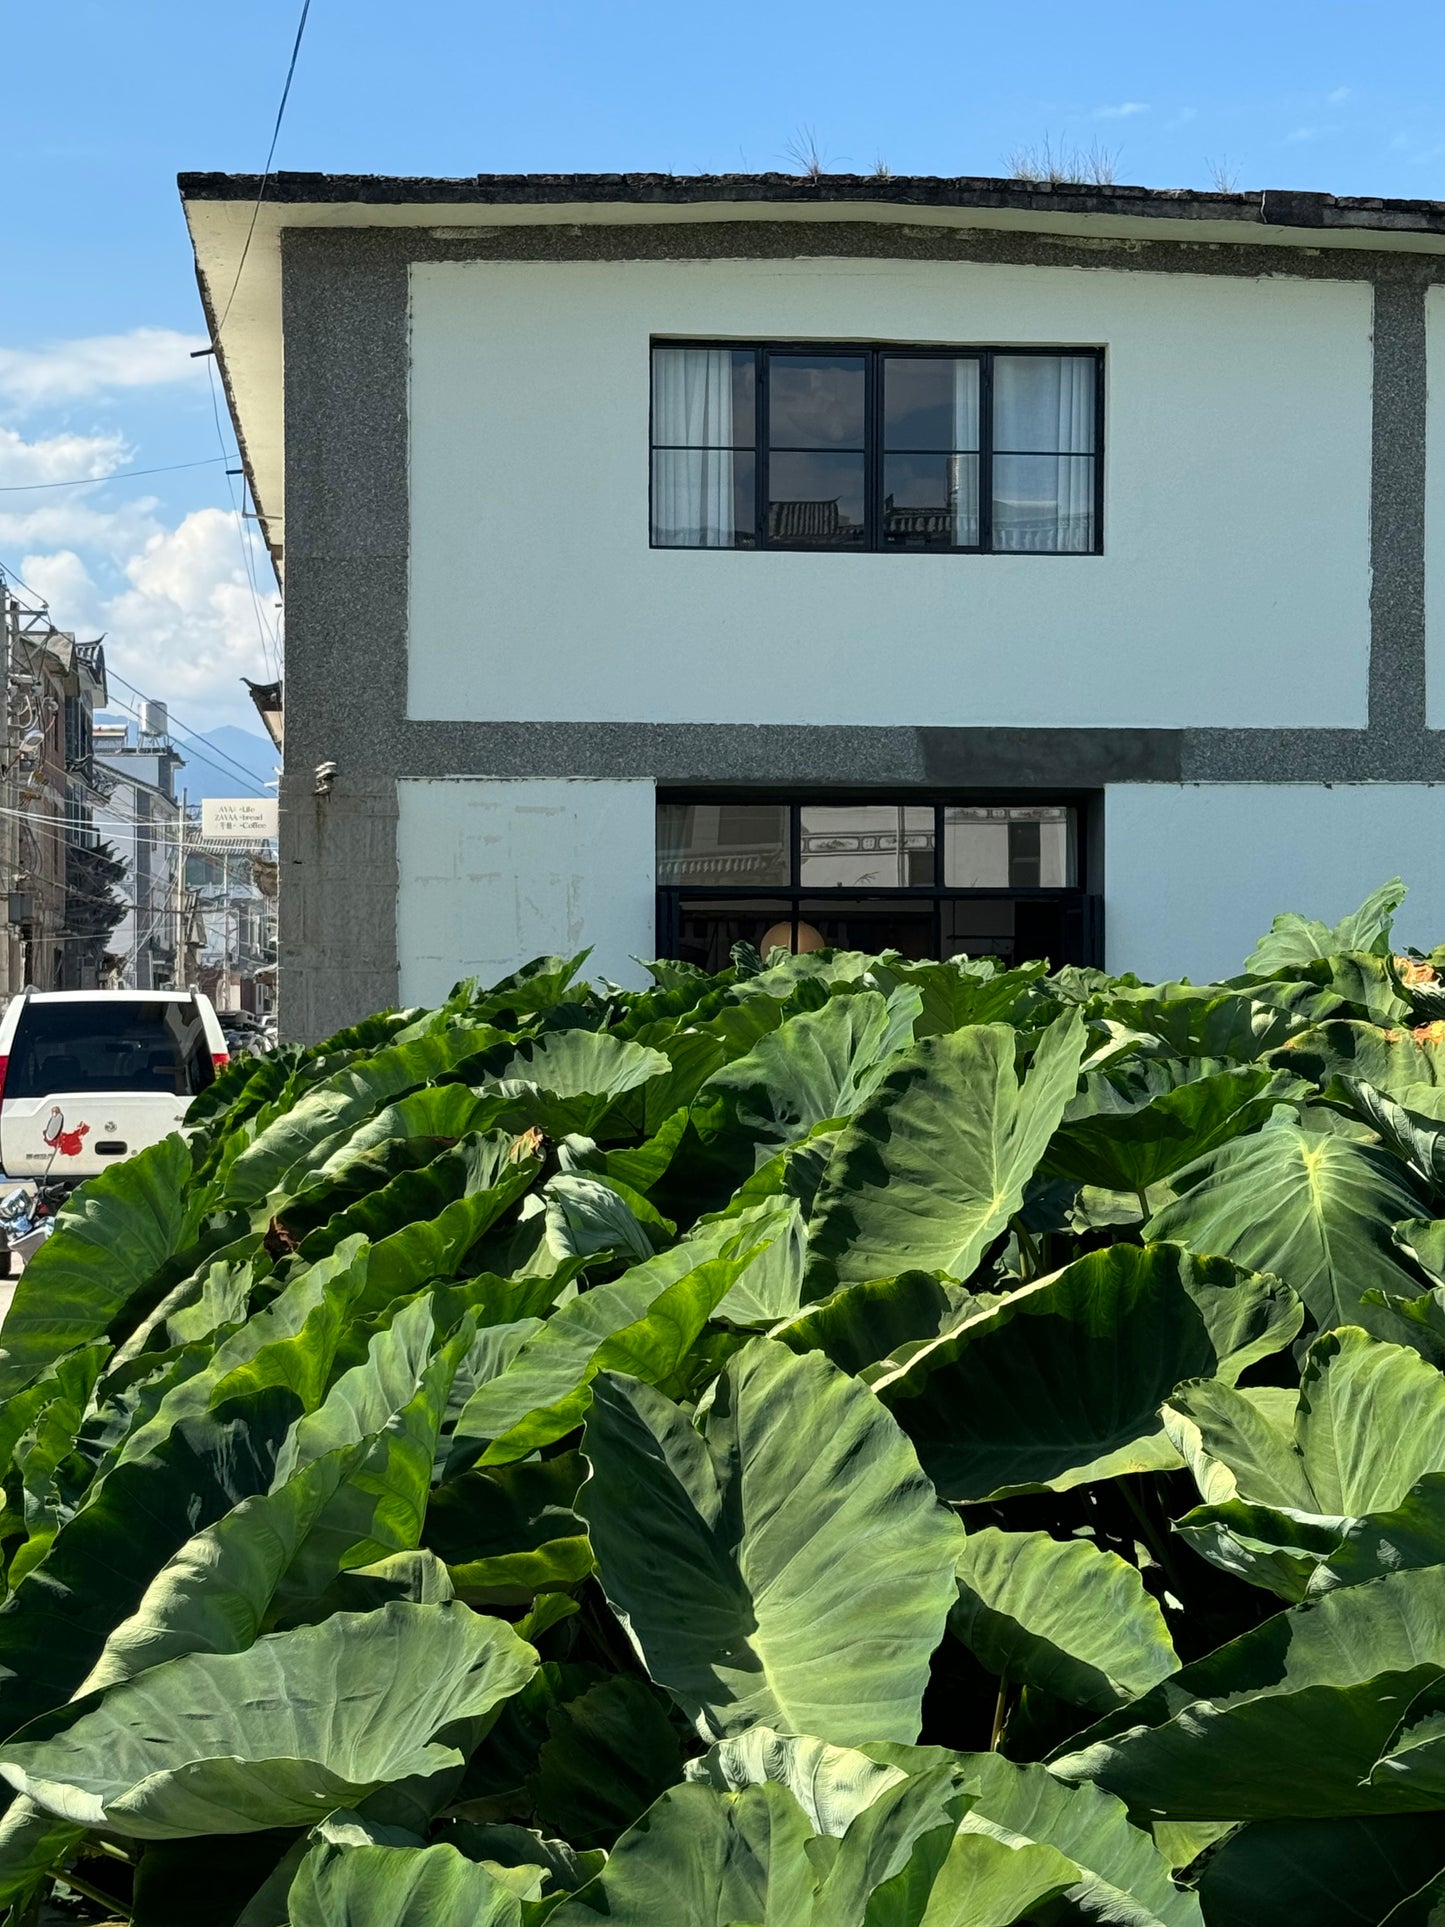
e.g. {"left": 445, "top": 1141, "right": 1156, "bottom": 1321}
{"left": 408, "top": 256, "right": 1372, "bottom": 731}
{"left": 1105, "top": 783, "right": 1445, "bottom": 981}
{"left": 395, "top": 778, "right": 655, "bottom": 1004}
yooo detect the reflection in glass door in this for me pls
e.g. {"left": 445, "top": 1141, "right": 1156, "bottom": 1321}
{"left": 656, "top": 796, "right": 1099, "bottom": 973}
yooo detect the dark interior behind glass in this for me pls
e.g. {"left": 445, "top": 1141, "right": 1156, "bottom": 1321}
{"left": 6, "top": 1001, "right": 215, "bottom": 1099}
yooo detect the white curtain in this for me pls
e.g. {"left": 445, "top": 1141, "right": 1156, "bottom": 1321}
{"left": 651, "top": 348, "right": 735, "bottom": 547}
{"left": 992, "top": 355, "right": 1095, "bottom": 552}
{"left": 951, "top": 359, "right": 981, "bottom": 545}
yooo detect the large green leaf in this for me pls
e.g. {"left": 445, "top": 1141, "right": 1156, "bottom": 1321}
{"left": 286, "top": 1840, "right": 527, "bottom": 1927}
{"left": 0, "top": 1245, "right": 371, "bottom": 1736}
{"left": 1246, "top": 879, "right": 1406, "bottom": 973}
{"left": 0, "top": 1134, "right": 200, "bottom": 1402}
{"left": 423, "top": 1451, "right": 592, "bottom": 1606}
{"left": 548, "top": 1780, "right": 820, "bottom": 1926}
{"left": 873, "top": 1243, "right": 1300, "bottom": 1501}
{"left": 775, "top": 1270, "right": 981, "bottom": 1379}
{"left": 1146, "top": 1120, "right": 1431, "bottom": 1335}
{"left": 1051, "top": 1562, "right": 1445, "bottom": 1819}
{"left": 225, "top": 1024, "right": 506, "bottom": 1205}
{"left": 870, "top": 957, "right": 1048, "bottom": 1039}
{"left": 580, "top": 1341, "right": 964, "bottom": 1745}
{"left": 804, "top": 1009, "right": 1087, "bottom": 1294}
{"left": 486, "top": 1029, "right": 670, "bottom": 1135}
{"left": 1269, "top": 1019, "right": 1445, "bottom": 1101}
{"left": 1197, "top": 1814, "right": 1445, "bottom": 1927}
{"left": 529, "top": 1674, "right": 685, "bottom": 1847}
{"left": 951, "top": 1753, "right": 1202, "bottom": 1927}
{"left": 447, "top": 1242, "right": 747, "bottom": 1469}
{"left": 685, "top": 1729, "right": 908, "bottom": 1836}
{"left": 695, "top": 988, "right": 920, "bottom": 1152}
{"left": 0, "top": 1601, "right": 535, "bottom": 1838}
{"left": 950, "top": 1528, "right": 1177, "bottom": 1713}
{"left": 1044, "top": 1066, "right": 1302, "bottom": 1193}
{"left": 1170, "top": 1327, "right": 1445, "bottom": 1518}
{"left": 6, "top": 1343, "right": 107, "bottom": 1586}
{"left": 295, "top": 1133, "right": 537, "bottom": 1267}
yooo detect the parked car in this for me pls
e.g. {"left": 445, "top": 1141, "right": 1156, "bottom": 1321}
{"left": 0, "top": 990, "right": 229, "bottom": 1185}
{"left": 217, "top": 1009, "right": 270, "bottom": 1058}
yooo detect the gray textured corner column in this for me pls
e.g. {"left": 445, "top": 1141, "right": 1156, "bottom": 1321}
{"left": 280, "top": 232, "right": 411, "bottom": 1040}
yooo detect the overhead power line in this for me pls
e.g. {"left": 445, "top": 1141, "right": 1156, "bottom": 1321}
{"left": 213, "top": 0, "right": 315, "bottom": 343}
{"left": 0, "top": 564, "right": 274, "bottom": 800}
{"left": 0, "top": 458, "right": 229, "bottom": 494}
{"left": 103, "top": 672, "right": 272, "bottom": 798}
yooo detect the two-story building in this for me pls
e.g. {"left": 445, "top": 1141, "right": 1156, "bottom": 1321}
{"left": 181, "top": 170, "right": 1445, "bottom": 1038}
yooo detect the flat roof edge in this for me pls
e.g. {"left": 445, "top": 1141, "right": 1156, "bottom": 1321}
{"left": 175, "top": 170, "right": 1445, "bottom": 237}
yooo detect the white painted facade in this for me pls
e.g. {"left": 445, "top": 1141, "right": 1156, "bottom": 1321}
{"left": 408, "top": 256, "right": 1373, "bottom": 731}
{"left": 178, "top": 175, "right": 1445, "bottom": 1027}
{"left": 1104, "top": 785, "right": 1445, "bottom": 982}
{"left": 396, "top": 779, "right": 655, "bottom": 1005}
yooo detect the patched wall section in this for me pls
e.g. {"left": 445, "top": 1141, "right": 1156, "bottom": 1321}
{"left": 395, "top": 778, "right": 656, "bottom": 1003}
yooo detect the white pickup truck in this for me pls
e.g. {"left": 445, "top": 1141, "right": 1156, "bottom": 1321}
{"left": 0, "top": 990, "right": 230, "bottom": 1183}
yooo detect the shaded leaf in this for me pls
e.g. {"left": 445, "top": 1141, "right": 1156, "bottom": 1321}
{"left": 580, "top": 1341, "right": 963, "bottom": 1745}
{"left": 804, "top": 1010, "right": 1087, "bottom": 1295}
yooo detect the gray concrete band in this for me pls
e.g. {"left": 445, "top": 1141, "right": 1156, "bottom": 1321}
{"left": 279, "top": 219, "right": 1440, "bottom": 1037}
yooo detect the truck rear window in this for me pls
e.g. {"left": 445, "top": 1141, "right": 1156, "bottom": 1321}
{"left": 5, "top": 1002, "right": 216, "bottom": 1099}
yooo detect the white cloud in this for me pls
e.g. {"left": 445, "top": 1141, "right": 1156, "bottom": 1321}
{"left": 98, "top": 508, "right": 281, "bottom": 727}
{"left": 0, "top": 495, "right": 164, "bottom": 563}
{"left": 1327, "top": 86, "right": 1351, "bottom": 104}
{"left": 0, "top": 328, "right": 208, "bottom": 408}
{"left": 18, "top": 550, "right": 106, "bottom": 635}
{"left": 0, "top": 424, "right": 131, "bottom": 488}
{"left": 1165, "top": 107, "right": 1199, "bottom": 131}
{"left": 1095, "top": 101, "right": 1149, "bottom": 119}
{"left": 1284, "top": 126, "right": 1322, "bottom": 144}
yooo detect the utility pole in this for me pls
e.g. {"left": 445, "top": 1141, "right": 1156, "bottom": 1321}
{"left": 0, "top": 583, "right": 19, "bottom": 1000}
{"left": 175, "top": 790, "right": 188, "bottom": 987}
{"left": 219, "top": 850, "right": 232, "bottom": 1012}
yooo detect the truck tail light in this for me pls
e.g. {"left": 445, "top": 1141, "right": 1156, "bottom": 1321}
{"left": 212, "top": 1052, "right": 229, "bottom": 1072}
{"left": 0, "top": 1055, "right": 8, "bottom": 1102}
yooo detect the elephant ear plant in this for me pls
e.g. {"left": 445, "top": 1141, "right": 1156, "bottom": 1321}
{"left": 10, "top": 886, "right": 1445, "bottom": 1922}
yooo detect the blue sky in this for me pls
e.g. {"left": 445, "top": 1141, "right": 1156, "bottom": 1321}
{"left": 5, "top": 0, "right": 1445, "bottom": 729}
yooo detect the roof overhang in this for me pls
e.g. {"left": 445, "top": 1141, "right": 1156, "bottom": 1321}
{"left": 179, "top": 170, "right": 1445, "bottom": 582}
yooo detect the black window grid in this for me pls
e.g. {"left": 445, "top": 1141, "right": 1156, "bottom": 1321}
{"left": 649, "top": 343, "right": 1105, "bottom": 555}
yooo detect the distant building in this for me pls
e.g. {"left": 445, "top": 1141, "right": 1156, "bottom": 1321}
{"left": 184, "top": 830, "right": 277, "bottom": 1013}
{"left": 94, "top": 719, "right": 186, "bottom": 990}
{"left": 0, "top": 577, "right": 116, "bottom": 992}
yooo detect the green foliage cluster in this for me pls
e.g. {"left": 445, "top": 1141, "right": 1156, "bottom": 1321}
{"left": 7, "top": 883, "right": 1445, "bottom": 1923}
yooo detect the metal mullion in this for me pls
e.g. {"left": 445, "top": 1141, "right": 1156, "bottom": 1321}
{"left": 757, "top": 347, "right": 770, "bottom": 548}
{"left": 661, "top": 886, "right": 1089, "bottom": 901}
{"left": 980, "top": 352, "right": 995, "bottom": 553}
{"left": 1093, "top": 349, "right": 1106, "bottom": 555}
{"left": 789, "top": 805, "right": 802, "bottom": 890}
{"left": 867, "top": 349, "right": 881, "bottom": 552}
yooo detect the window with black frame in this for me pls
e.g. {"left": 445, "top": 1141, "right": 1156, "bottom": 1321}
{"left": 649, "top": 344, "right": 1101, "bottom": 554}
{"left": 655, "top": 798, "right": 1100, "bottom": 974}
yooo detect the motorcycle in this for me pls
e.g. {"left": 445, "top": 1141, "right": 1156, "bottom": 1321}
{"left": 0, "top": 1178, "right": 69, "bottom": 1277}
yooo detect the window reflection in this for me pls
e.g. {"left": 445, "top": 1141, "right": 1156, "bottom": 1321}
{"left": 799, "top": 805, "right": 936, "bottom": 887}
{"left": 767, "top": 356, "right": 866, "bottom": 449}
{"left": 943, "top": 806, "right": 1075, "bottom": 888}
{"left": 656, "top": 804, "right": 789, "bottom": 887}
